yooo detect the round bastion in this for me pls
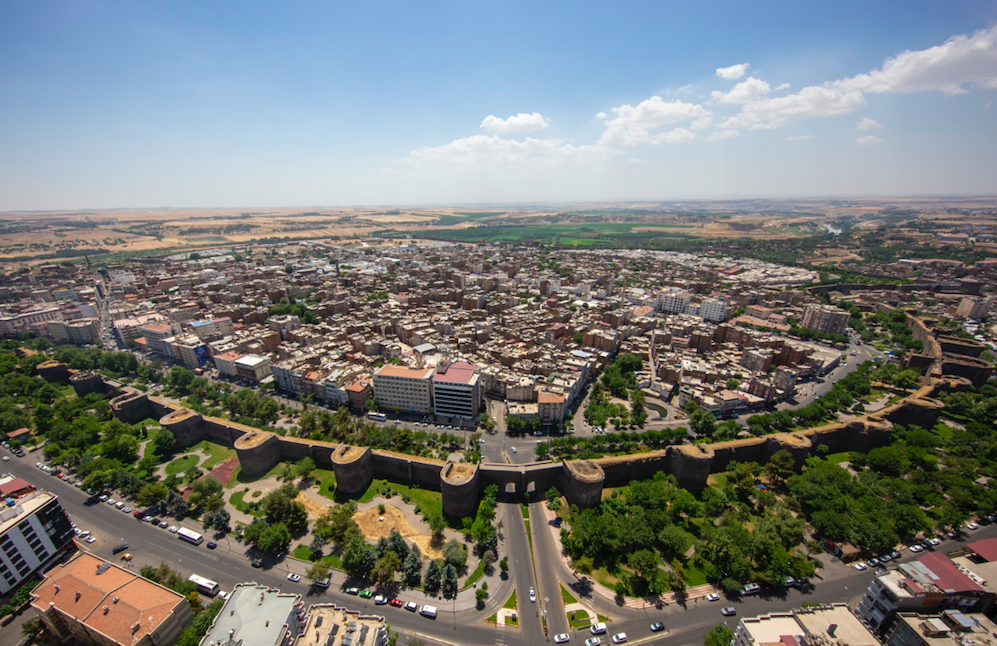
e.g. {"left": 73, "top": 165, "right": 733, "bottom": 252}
{"left": 331, "top": 445, "right": 374, "bottom": 494}
{"left": 441, "top": 462, "right": 480, "bottom": 518}
{"left": 234, "top": 430, "right": 281, "bottom": 476}
{"left": 562, "top": 460, "right": 605, "bottom": 509}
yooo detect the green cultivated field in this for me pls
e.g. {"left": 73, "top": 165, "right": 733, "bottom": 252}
{"left": 408, "top": 223, "right": 698, "bottom": 247}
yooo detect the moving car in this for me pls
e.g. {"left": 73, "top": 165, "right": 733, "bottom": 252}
{"left": 554, "top": 634, "right": 570, "bottom": 643}
{"left": 649, "top": 622, "right": 665, "bottom": 632}
{"left": 611, "top": 634, "right": 627, "bottom": 644}
{"left": 706, "top": 593, "right": 720, "bottom": 602}
{"left": 286, "top": 573, "right": 301, "bottom": 582}
{"left": 169, "top": 526, "right": 179, "bottom": 533}
{"left": 511, "top": 447, "right": 517, "bottom": 453}
{"left": 529, "top": 587, "right": 536, "bottom": 603}
{"left": 112, "top": 544, "right": 129, "bottom": 555}
{"left": 84, "top": 535, "right": 96, "bottom": 543}
{"left": 419, "top": 605, "right": 437, "bottom": 619}
{"left": 251, "top": 559, "right": 262, "bottom": 568}
{"left": 120, "top": 553, "right": 132, "bottom": 561}
{"left": 721, "top": 607, "right": 737, "bottom": 616}
{"left": 313, "top": 578, "right": 330, "bottom": 588}
{"left": 206, "top": 542, "right": 217, "bottom": 549}
{"left": 740, "top": 583, "right": 760, "bottom": 595}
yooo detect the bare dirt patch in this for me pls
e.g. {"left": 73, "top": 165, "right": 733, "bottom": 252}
{"left": 354, "top": 504, "right": 443, "bottom": 559}
{"left": 206, "top": 457, "right": 239, "bottom": 487}
{"left": 294, "top": 492, "right": 330, "bottom": 520}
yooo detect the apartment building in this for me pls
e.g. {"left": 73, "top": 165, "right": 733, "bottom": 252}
{"left": 537, "top": 391, "right": 566, "bottom": 424}
{"left": 955, "top": 297, "right": 992, "bottom": 321}
{"left": 167, "top": 334, "right": 210, "bottom": 368}
{"left": 199, "top": 583, "right": 304, "bottom": 646}
{"left": 657, "top": 287, "right": 693, "bottom": 313}
{"left": 372, "top": 365, "right": 434, "bottom": 414}
{"left": 0, "top": 307, "right": 63, "bottom": 335}
{"left": 46, "top": 319, "right": 99, "bottom": 345}
{"left": 857, "top": 554, "right": 988, "bottom": 632}
{"left": 213, "top": 350, "right": 244, "bottom": 378}
{"left": 296, "top": 604, "right": 388, "bottom": 646}
{"left": 733, "top": 604, "right": 876, "bottom": 646}
{"left": 0, "top": 476, "right": 75, "bottom": 595}
{"left": 801, "top": 303, "right": 850, "bottom": 336}
{"left": 235, "top": 354, "right": 273, "bottom": 382}
{"left": 700, "top": 297, "right": 733, "bottom": 322}
{"left": 432, "top": 360, "right": 481, "bottom": 420}
{"left": 885, "top": 611, "right": 997, "bottom": 646}
{"left": 31, "top": 552, "right": 193, "bottom": 646}
{"left": 138, "top": 322, "right": 177, "bottom": 356}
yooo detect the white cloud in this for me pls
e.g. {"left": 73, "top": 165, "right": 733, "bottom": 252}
{"left": 775, "top": 83, "right": 791, "bottom": 90}
{"left": 719, "top": 85, "right": 866, "bottom": 129}
{"left": 856, "top": 117, "right": 883, "bottom": 131}
{"left": 786, "top": 135, "right": 816, "bottom": 141}
{"left": 596, "top": 111, "right": 607, "bottom": 119}
{"left": 408, "top": 134, "right": 611, "bottom": 165}
{"left": 856, "top": 135, "right": 884, "bottom": 146}
{"left": 707, "top": 129, "right": 741, "bottom": 141}
{"left": 653, "top": 128, "right": 697, "bottom": 144}
{"left": 716, "top": 63, "right": 750, "bottom": 80}
{"left": 836, "top": 24, "right": 997, "bottom": 95}
{"left": 677, "top": 84, "right": 694, "bottom": 93}
{"left": 710, "top": 77, "right": 771, "bottom": 104}
{"left": 598, "top": 96, "right": 712, "bottom": 146}
{"left": 479, "top": 112, "right": 550, "bottom": 133}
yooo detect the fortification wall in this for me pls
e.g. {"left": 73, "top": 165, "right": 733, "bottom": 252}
{"left": 160, "top": 409, "right": 205, "bottom": 449}
{"left": 37, "top": 361, "right": 70, "bottom": 384}
{"left": 67, "top": 370, "right": 103, "bottom": 396}
{"left": 562, "top": 460, "right": 605, "bottom": 509}
{"left": 110, "top": 390, "right": 152, "bottom": 425}
{"left": 234, "top": 431, "right": 281, "bottom": 476}
{"left": 332, "top": 445, "right": 374, "bottom": 494}
{"left": 371, "top": 451, "right": 445, "bottom": 491}
{"left": 594, "top": 451, "right": 669, "bottom": 487}
{"left": 667, "top": 444, "right": 715, "bottom": 492}
{"left": 440, "top": 462, "right": 480, "bottom": 518}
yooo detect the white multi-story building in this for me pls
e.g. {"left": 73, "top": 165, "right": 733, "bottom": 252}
{"left": 235, "top": 354, "right": 273, "bottom": 382}
{"left": 955, "top": 297, "right": 992, "bottom": 321}
{"left": 0, "top": 476, "right": 75, "bottom": 595}
{"left": 700, "top": 297, "right": 733, "bottom": 323}
{"left": 138, "top": 322, "right": 177, "bottom": 356}
{"left": 801, "top": 303, "right": 850, "bottom": 336}
{"left": 46, "top": 319, "right": 99, "bottom": 345}
{"left": 734, "top": 604, "right": 876, "bottom": 646}
{"left": 0, "top": 307, "right": 63, "bottom": 336}
{"left": 432, "top": 360, "right": 481, "bottom": 420}
{"left": 372, "top": 365, "right": 434, "bottom": 414}
{"left": 200, "top": 584, "right": 303, "bottom": 646}
{"left": 657, "top": 287, "right": 693, "bottom": 313}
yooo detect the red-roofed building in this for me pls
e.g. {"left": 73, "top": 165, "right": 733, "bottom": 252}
{"left": 432, "top": 360, "right": 481, "bottom": 421}
{"left": 31, "top": 552, "right": 193, "bottom": 646}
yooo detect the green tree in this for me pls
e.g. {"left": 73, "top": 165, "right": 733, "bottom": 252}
{"left": 314, "top": 502, "right": 359, "bottom": 544}
{"left": 402, "top": 548, "right": 423, "bottom": 586}
{"left": 442, "top": 538, "right": 467, "bottom": 570}
{"left": 442, "top": 563, "right": 458, "bottom": 598}
{"left": 151, "top": 428, "right": 176, "bottom": 458}
{"left": 426, "top": 510, "right": 447, "bottom": 537}
{"left": 424, "top": 560, "right": 442, "bottom": 593}
{"left": 137, "top": 483, "right": 169, "bottom": 508}
{"left": 373, "top": 551, "right": 402, "bottom": 584}
{"left": 257, "top": 522, "right": 292, "bottom": 554}
{"left": 704, "top": 625, "right": 735, "bottom": 646}
{"left": 763, "top": 450, "right": 796, "bottom": 484}
{"left": 306, "top": 563, "right": 330, "bottom": 581}
{"left": 342, "top": 534, "right": 376, "bottom": 575}
{"left": 293, "top": 456, "right": 316, "bottom": 480}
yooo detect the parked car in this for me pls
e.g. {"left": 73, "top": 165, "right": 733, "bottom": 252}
{"left": 740, "top": 583, "right": 760, "bottom": 595}
{"left": 345, "top": 587, "right": 359, "bottom": 595}
{"left": 405, "top": 601, "right": 418, "bottom": 612}
{"left": 313, "top": 578, "right": 330, "bottom": 588}
{"left": 854, "top": 562, "right": 868, "bottom": 571}
{"left": 585, "top": 639, "right": 602, "bottom": 646}
{"left": 389, "top": 598, "right": 403, "bottom": 607}
{"left": 251, "top": 559, "right": 262, "bottom": 568}
{"left": 359, "top": 590, "right": 373, "bottom": 599}
{"left": 207, "top": 542, "right": 217, "bottom": 549}
{"left": 374, "top": 595, "right": 387, "bottom": 605}
{"left": 286, "top": 573, "right": 301, "bottom": 583}
{"left": 705, "top": 593, "right": 720, "bottom": 602}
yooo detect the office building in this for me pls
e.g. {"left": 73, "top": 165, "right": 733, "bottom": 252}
{"left": 734, "top": 604, "right": 877, "bottom": 646}
{"left": 885, "top": 611, "right": 997, "bottom": 646}
{"left": 431, "top": 360, "right": 481, "bottom": 420}
{"left": 955, "top": 297, "right": 992, "bottom": 321}
{"left": 199, "top": 583, "right": 304, "bottom": 646}
{"left": 801, "top": 303, "right": 850, "bottom": 336}
{"left": 0, "top": 476, "right": 75, "bottom": 595}
{"left": 295, "top": 604, "right": 388, "bottom": 646}
{"left": 235, "top": 354, "right": 273, "bottom": 382}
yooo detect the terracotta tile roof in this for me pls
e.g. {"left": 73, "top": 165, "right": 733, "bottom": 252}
{"left": 31, "top": 553, "right": 186, "bottom": 646}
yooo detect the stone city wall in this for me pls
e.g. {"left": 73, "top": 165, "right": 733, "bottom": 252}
{"left": 43, "top": 365, "right": 955, "bottom": 516}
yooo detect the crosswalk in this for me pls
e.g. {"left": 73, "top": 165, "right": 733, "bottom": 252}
{"left": 495, "top": 622, "right": 506, "bottom": 646}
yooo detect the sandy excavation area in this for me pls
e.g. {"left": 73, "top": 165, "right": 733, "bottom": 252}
{"left": 354, "top": 505, "right": 443, "bottom": 559}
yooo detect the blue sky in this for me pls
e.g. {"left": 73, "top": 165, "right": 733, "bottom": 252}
{"left": 1, "top": 1, "right": 996, "bottom": 209}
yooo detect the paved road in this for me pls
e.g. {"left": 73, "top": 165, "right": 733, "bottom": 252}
{"left": 0, "top": 456, "right": 499, "bottom": 646}
{"left": 504, "top": 501, "right": 546, "bottom": 646}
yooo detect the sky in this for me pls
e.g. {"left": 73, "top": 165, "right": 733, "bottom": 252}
{"left": 1, "top": 1, "right": 997, "bottom": 210}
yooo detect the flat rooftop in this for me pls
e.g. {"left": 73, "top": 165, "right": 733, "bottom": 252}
{"left": 201, "top": 584, "right": 302, "bottom": 646}
{"left": 296, "top": 604, "right": 386, "bottom": 646}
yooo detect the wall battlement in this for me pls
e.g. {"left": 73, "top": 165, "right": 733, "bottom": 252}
{"left": 40, "top": 365, "right": 954, "bottom": 516}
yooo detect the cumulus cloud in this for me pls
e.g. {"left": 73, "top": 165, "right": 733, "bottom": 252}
{"left": 856, "top": 117, "right": 883, "bottom": 131}
{"left": 408, "top": 135, "right": 611, "bottom": 165}
{"left": 716, "top": 63, "right": 750, "bottom": 80}
{"left": 596, "top": 111, "right": 607, "bottom": 119}
{"left": 719, "top": 85, "right": 866, "bottom": 130}
{"left": 856, "top": 135, "right": 884, "bottom": 146}
{"left": 836, "top": 24, "right": 997, "bottom": 95}
{"left": 718, "top": 25, "right": 997, "bottom": 130}
{"left": 775, "top": 83, "right": 791, "bottom": 90}
{"left": 707, "top": 129, "right": 741, "bottom": 141}
{"left": 598, "top": 96, "right": 712, "bottom": 146}
{"left": 786, "top": 135, "right": 816, "bottom": 141}
{"left": 479, "top": 112, "right": 550, "bottom": 133}
{"left": 710, "top": 77, "right": 771, "bottom": 104}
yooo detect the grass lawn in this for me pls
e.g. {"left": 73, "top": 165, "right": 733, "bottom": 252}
{"left": 520, "top": 503, "right": 530, "bottom": 520}
{"left": 190, "top": 440, "right": 236, "bottom": 470}
{"left": 825, "top": 452, "right": 851, "bottom": 464}
{"left": 560, "top": 584, "right": 577, "bottom": 605}
{"left": 708, "top": 473, "right": 728, "bottom": 489}
{"left": 231, "top": 462, "right": 285, "bottom": 488}
{"left": 229, "top": 490, "right": 264, "bottom": 517}
{"left": 567, "top": 609, "right": 591, "bottom": 628}
{"left": 142, "top": 428, "right": 162, "bottom": 460}
{"left": 591, "top": 563, "right": 624, "bottom": 589}
{"left": 291, "top": 544, "right": 342, "bottom": 570}
{"left": 462, "top": 558, "right": 487, "bottom": 590}
{"left": 311, "top": 469, "right": 337, "bottom": 502}
{"left": 932, "top": 423, "right": 956, "bottom": 440}
{"left": 337, "top": 479, "right": 451, "bottom": 526}
{"left": 164, "top": 454, "right": 200, "bottom": 476}
{"left": 684, "top": 562, "right": 708, "bottom": 586}
{"left": 504, "top": 590, "right": 517, "bottom": 608}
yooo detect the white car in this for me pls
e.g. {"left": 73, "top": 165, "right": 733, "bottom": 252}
{"left": 529, "top": 587, "right": 536, "bottom": 603}
{"left": 554, "top": 634, "right": 570, "bottom": 644}
{"left": 511, "top": 447, "right": 517, "bottom": 453}
{"left": 854, "top": 562, "right": 868, "bottom": 571}
{"left": 967, "top": 522, "right": 980, "bottom": 530}
{"left": 1, "top": 456, "right": 7, "bottom": 462}
{"left": 706, "top": 592, "right": 720, "bottom": 602}
{"left": 286, "top": 573, "right": 301, "bottom": 583}
{"left": 909, "top": 545, "right": 924, "bottom": 553}
{"left": 84, "top": 535, "right": 96, "bottom": 543}
{"left": 929, "top": 538, "right": 942, "bottom": 546}
{"left": 612, "top": 634, "right": 628, "bottom": 644}
{"left": 168, "top": 525, "right": 179, "bottom": 533}
{"left": 585, "top": 639, "right": 602, "bottom": 646}
{"left": 374, "top": 595, "right": 387, "bottom": 605}
{"left": 106, "top": 498, "right": 116, "bottom": 506}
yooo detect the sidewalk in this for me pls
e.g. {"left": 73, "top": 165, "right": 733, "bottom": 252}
{"left": 537, "top": 503, "right": 720, "bottom": 609}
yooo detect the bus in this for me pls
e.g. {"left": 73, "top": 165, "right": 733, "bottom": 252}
{"left": 367, "top": 412, "right": 387, "bottom": 422}
{"left": 177, "top": 528, "right": 204, "bottom": 545}
{"left": 188, "top": 574, "right": 220, "bottom": 597}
